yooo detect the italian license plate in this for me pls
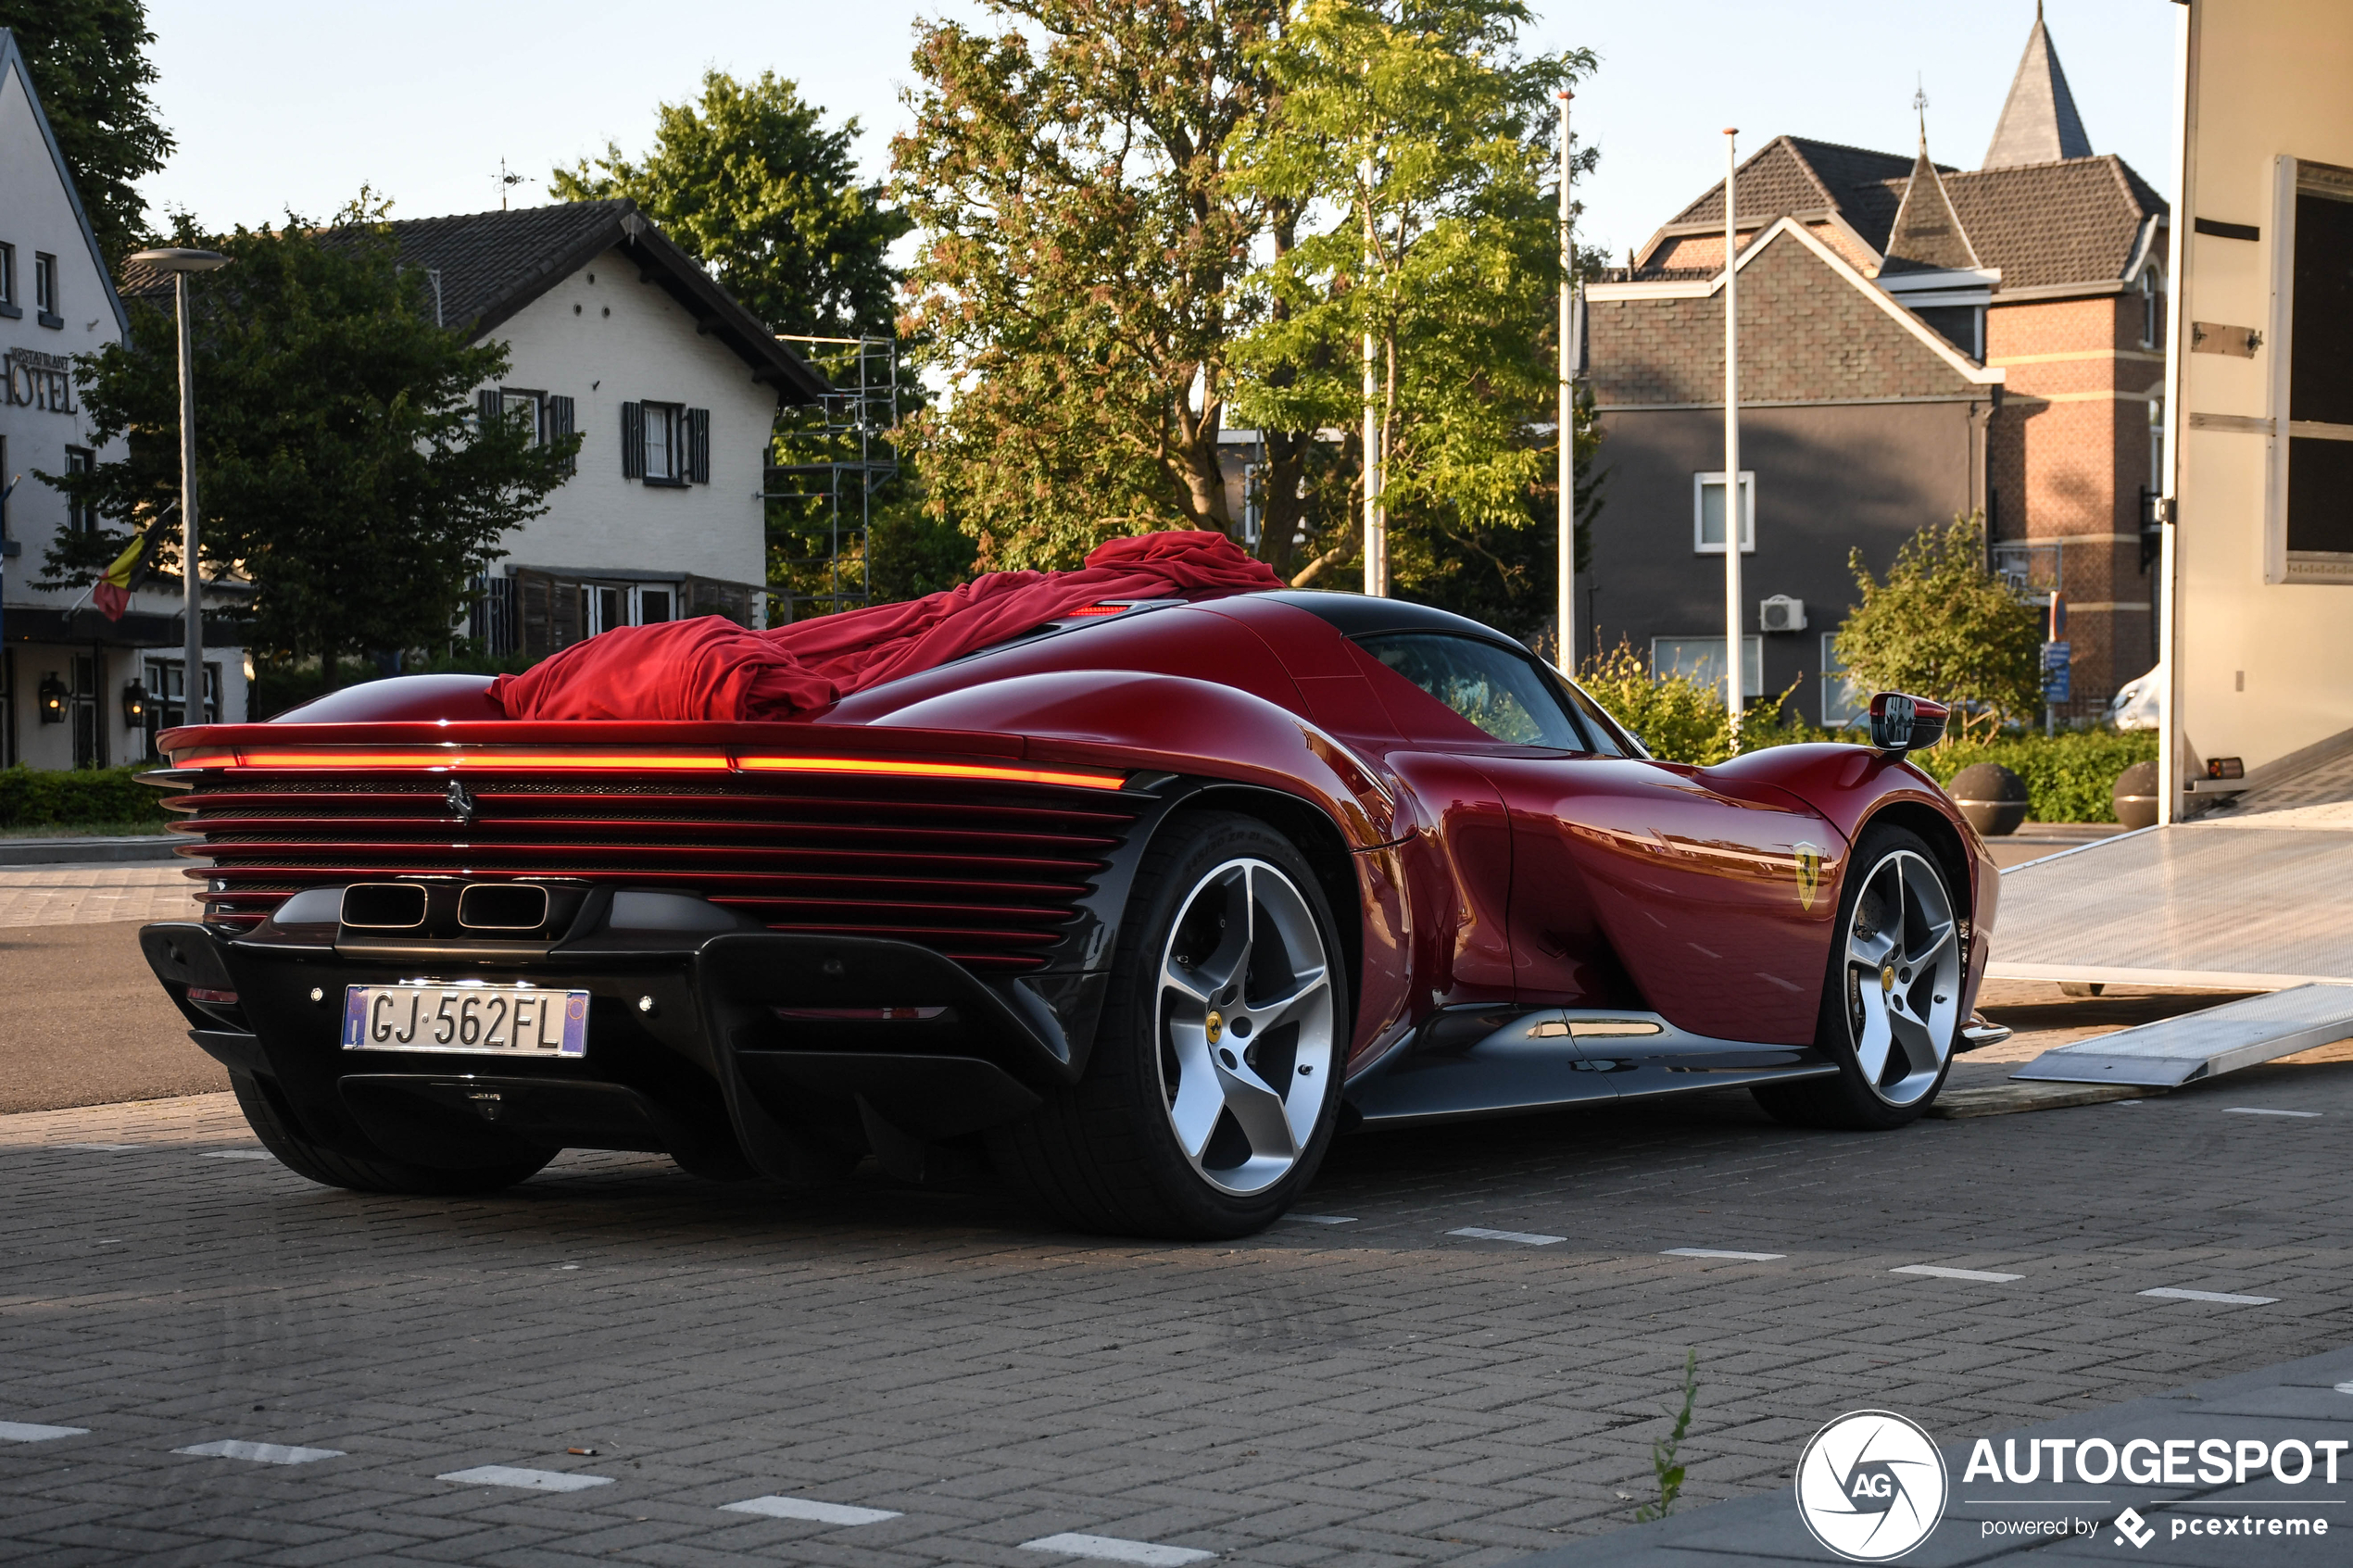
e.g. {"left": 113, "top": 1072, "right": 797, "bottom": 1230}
{"left": 341, "top": 983, "right": 589, "bottom": 1058}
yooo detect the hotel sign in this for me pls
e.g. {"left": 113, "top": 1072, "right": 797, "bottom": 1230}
{"left": 5, "top": 349, "right": 77, "bottom": 413}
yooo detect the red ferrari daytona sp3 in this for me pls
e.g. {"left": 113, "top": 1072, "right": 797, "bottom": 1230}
{"left": 140, "top": 588, "right": 2000, "bottom": 1238}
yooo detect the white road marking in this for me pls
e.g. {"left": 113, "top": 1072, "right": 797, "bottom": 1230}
{"left": 58, "top": 1143, "right": 138, "bottom": 1152}
{"left": 721, "top": 1496, "right": 900, "bottom": 1525}
{"left": 2334, "top": 1382, "right": 2353, "bottom": 1395}
{"left": 199, "top": 1150, "right": 276, "bottom": 1160}
{"left": 1663, "top": 1248, "right": 1785, "bottom": 1261}
{"left": 2140, "top": 1287, "right": 2279, "bottom": 1306}
{"left": 0, "top": 1423, "right": 87, "bottom": 1443}
{"left": 2223, "top": 1107, "right": 2322, "bottom": 1118}
{"left": 1448, "top": 1226, "right": 1565, "bottom": 1246}
{"left": 1892, "top": 1264, "right": 2025, "bottom": 1283}
{"left": 174, "top": 1439, "right": 343, "bottom": 1465}
{"left": 1019, "top": 1532, "right": 1216, "bottom": 1565}
{"left": 1288, "top": 1215, "right": 1358, "bottom": 1225}
{"left": 436, "top": 1464, "right": 614, "bottom": 1491}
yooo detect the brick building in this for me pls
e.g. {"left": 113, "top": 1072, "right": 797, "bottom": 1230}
{"left": 1584, "top": 11, "right": 2168, "bottom": 721}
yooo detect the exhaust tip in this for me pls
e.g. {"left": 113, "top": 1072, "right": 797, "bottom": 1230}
{"left": 458, "top": 883, "right": 549, "bottom": 932}
{"left": 341, "top": 883, "right": 428, "bottom": 930}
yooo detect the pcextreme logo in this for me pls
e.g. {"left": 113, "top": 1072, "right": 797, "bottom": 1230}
{"left": 1793, "top": 1411, "right": 1949, "bottom": 1562}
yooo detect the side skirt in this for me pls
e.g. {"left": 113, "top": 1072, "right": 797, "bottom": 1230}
{"left": 1343, "top": 1008, "right": 1838, "bottom": 1129}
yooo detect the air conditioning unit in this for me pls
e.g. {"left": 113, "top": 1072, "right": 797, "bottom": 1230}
{"left": 1759, "top": 594, "right": 1806, "bottom": 633}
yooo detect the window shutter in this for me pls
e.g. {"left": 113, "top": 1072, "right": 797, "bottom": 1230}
{"left": 686, "top": 408, "right": 711, "bottom": 483}
{"left": 476, "top": 388, "right": 501, "bottom": 433}
{"left": 620, "top": 402, "right": 644, "bottom": 480}
{"left": 547, "top": 395, "right": 576, "bottom": 475}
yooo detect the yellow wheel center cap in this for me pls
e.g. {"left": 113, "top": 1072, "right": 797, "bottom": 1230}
{"left": 1881, "top": 965, "right": 1897, "bottom": 994}
{"left": 1205, "top": 1010, "right": 1224, "bottom": 1044}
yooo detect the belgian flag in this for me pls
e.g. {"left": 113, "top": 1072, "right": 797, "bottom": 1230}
{"left": 93, "top": 515, "right": 164, "bottom": 621}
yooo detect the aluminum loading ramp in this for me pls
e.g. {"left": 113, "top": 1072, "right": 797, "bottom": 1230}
{"left": 2011, "top": 983, "right": 2353, "bottom": 1086}
{"left": 1989, "top": 810, "right": 2353, "bottom": 990}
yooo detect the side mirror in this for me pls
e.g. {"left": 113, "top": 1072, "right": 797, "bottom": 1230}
{"left": 1869, "top": 692, "right": 1948, "bottom": 753}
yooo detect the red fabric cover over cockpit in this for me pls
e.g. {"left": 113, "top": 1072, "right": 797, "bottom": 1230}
{"left": 487, "top": 530, "right": 1282, "bottom": 722}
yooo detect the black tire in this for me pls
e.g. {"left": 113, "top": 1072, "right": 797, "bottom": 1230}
{"left": 989, "top": 811, "right": 1350, "bottom": 1239}
{"left": 231, "top": 1073, "right": 556, "bottom": 1196}
{"left": 1753, "top": 824, "right": 1962, "bottom": 1131}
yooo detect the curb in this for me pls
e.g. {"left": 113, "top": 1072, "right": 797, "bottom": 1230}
{"left": 0, "top": 835, "right": 183, "bottom": 867}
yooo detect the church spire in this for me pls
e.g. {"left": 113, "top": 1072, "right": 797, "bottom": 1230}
{"left": 1982, "top": 5, "right": 2093, "bottom": 169}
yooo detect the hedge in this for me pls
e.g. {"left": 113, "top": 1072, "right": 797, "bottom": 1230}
{"left": 0, "top": 764, "right": 171, "bottom": 831}
{"left": 1895, "top": 730, "right": 2158, "bottom": 823}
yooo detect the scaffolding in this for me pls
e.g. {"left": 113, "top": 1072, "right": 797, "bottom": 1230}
{"left": 764, "top": 335, "right": 900, "bottom": 621}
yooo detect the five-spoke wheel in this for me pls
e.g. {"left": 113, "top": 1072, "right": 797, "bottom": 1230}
{"left": 1156, "top": 859, "right": 1337, "bottom": 1197}
{"left": 989, "top": 812, "right": 1348, "bottom": 1238}
{"left": 1755, "top": 824, "right": 1964, "bottom": 1130}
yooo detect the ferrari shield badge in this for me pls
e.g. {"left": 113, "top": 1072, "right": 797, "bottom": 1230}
{"left": 1793, "top": 842, "right": 1825, "bottom": 911}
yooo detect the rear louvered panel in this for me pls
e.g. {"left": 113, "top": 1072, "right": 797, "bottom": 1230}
{"left": 170, "top": 771, "right": 1146, "bottom": 969}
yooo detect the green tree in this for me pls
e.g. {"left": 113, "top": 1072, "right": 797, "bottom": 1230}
{"left": 1227, "top": 0, "right": 1589, "bottom": 610}
{"left": 895, "top": 0, "right": 1316, "bottom": 574}
{"left": 44, "top": 203, "right": 578, "bottom": 681}
{"left": 1, "top": 0, "right": 173, "bottom": 264}
{"left": 1833, "top": 511, "right": 2042, "bottom": 740}
{"left": 553, "top": 71, "right": 903, "bottom": 336}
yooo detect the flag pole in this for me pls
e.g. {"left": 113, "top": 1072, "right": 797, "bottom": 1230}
{"left": 1722, "top": 128, "right": 1744, "bottom": 746}
{"left": 1557, "top": 90, "right": 1577, "bottom": 670}
{"left": 1361, "top": 156, "right": 1386, "bottom": 598}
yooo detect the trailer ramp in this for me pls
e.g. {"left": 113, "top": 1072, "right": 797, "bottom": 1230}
{"left": 2010, "top": 983, "right": 2353, "bottom": 1087}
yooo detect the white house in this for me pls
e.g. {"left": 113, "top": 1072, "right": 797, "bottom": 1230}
{"left": 371, "top": 200, "right": 826, "bottom": 660}
{"left": 0, "top": 28, "right": 249, "bottom": 765}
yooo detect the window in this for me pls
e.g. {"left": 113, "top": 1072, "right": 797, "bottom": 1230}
{"left": 0, "top": 243, "right": 17, "bottom": 317}
{"left": 501, "top": 389, "right": 543, "bottom": 444}
{"left": 585, "top": 581, "right": 684, "bottom": 635}
{"left": 1819, "top": 633, "right": 1866, "bottom": 727}
{"left": 1693, "top": 471, "right": 1755, "bottom": 553}
{"left": 2149, "top": 397, "right": 2166, "bottom": 496}
{"left": 2279, "top": 159, "right": 2353, "bottom": 578}
{"left": 69, "top": 653, "right": 101, "bottom": 769}
{"left": 2140, "top": 266, "right": 2164, "bottom": 349}
{"left": 1358, "top": 632, "right": 1585, "bottom": 748}
{"left": 643, "top": 403, "right": 681, "bottom": 483}
{"left": 142, "top": 658, "right": 219, "bottom": 742}
{"left": 63, "top": 447, "right": 96, "bottom": 533}
{"left": 1914, "top": 304, "right": 1985, "bottom": 360}
{"left": 1545, "top": 666, "right": 1641, "bottom": 757}
{"left": 621, "top": 401, "right": 706, "bottom": 484}
{"left": 32, "top": 252, "right": 57, "bottom": 326}
{"left": 1652, "top": 635, "right": 1763, "bottom": 702}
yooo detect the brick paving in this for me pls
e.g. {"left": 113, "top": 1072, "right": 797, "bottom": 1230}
{"left": 3, "top": 1042, "right": 2350, "bottom": 1566}
{"left": 0, "top": 861, "right": 194, "bottom": 930}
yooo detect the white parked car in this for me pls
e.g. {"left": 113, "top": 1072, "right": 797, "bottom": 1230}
{"left": 2109, "top": 671, "right": 2159, "bottom": 731}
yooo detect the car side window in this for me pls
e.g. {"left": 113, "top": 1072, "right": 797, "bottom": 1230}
{"left": 1357, "top": 633, "right": 1588, "bottom": 748}
{"left": 1546, "top": 668, "right": 1644, "bottom": 758}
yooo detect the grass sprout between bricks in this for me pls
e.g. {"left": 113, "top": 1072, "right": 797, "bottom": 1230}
{"left": 1635, "top": 1350, "right": 1699, "bottom": 1523}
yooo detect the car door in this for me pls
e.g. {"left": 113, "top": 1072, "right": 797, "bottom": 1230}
{"left": 1347, "top": 632, "right": 1846, "bottom": 1051}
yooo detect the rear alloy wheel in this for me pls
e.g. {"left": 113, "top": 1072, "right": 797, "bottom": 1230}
{"left": 989, "top": 812, "right": 1348, "bottom": 1238}
{"left": 1754, "top": 825, "right": 1962, "bottom": 1130}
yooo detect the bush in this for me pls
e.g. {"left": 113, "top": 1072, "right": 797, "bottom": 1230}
{"left": 0, "top": 764, "right": 170, "bottom": 831}
{"left": 1575, "top": 643, "right": 2156, "bottom": 822}
{"left": 1903, "top": 730, "right": 2157, "bottom": 823}
{"left": 1577, "top": 642, "right": 1828, "bottom": 766}
{"left": 1834, "top": 511, "right": 2043, "bottom": 740}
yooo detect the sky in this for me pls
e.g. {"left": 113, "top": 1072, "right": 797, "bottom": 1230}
{"left": 139, "top": 0, "right": 2179, "bottom": 269}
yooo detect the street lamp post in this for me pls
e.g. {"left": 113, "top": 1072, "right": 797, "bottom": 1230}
{"left": 125, "top": 247, "right": 228, "bottom": 726}
{"left": 1720, "top": 130, "right": 1744, "bottom": 746}
{"left": 1557, "top": 90, "right": 1577, "bottom": 670}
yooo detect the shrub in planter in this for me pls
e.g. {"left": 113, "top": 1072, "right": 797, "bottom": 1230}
{"left": 0, "top": 764, "right": 170, "bottom": 831}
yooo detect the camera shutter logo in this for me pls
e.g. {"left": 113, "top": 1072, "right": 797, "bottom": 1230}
{"left": 1793, "top": 1410, "right": 1948, "bottom": 1562}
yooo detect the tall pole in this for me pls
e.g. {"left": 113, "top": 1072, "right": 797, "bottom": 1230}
{"left": 1721, "top": 128, "right": 1744, "bottom": 744}
{"left": 1556, "top": 91, "right": 1576, "bottom": 669}
{"left": 176, "top": 270, "right": 203, "bottom": 722}
{"left": 1361, "top": 156, "right": 1386, "bottom": 597}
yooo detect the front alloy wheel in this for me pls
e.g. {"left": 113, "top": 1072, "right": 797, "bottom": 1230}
{"left": 1841, "top": 847, "right": 1962, "bottom": 1108}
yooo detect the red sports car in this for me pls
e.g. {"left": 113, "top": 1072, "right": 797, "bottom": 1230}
{"left": 140, "top": 578, "right": 1999, "bottom": 1239}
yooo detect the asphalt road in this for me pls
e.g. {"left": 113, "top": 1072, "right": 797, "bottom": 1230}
{"left": 0, "top": 922, "right": 226, "bottom": 1114}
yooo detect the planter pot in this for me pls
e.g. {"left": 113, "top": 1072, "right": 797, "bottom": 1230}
{"left": 1949, "top": 762, "right": 2030, "bottom": 836}
{"left": 2113, "top": 759, "right": 2159, "bottom": 830}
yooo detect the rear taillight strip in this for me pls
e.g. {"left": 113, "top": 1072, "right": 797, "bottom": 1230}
{"left": 180, "top": 747, "right": 1127, "bottom": 790}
